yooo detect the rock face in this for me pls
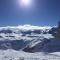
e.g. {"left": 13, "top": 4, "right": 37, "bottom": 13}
{"left": 23, "top": 38, "right": 43, "bottom": 52}
{"left": 57, "top": 21, "right": 60, "bottom": 38}
{"left": 23, "top": 38, "right": 60, "bottom": 53}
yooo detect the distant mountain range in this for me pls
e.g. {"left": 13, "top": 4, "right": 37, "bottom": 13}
{"left": 0, "top": 25, "right": 59, "bottom": 53}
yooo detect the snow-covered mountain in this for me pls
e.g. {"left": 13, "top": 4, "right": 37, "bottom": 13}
{"left": 0, "top": 25, "right": 56, "bottom": 40}
{"left": 0, "top": 25, "right": 57, "bottom": 50}
{"left": 0, "top": 25, "right": 60, "bottom": 60}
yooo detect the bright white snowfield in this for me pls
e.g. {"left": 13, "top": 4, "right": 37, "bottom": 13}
{"left": 0, "top": 25, "right": 60, "bottom": 60}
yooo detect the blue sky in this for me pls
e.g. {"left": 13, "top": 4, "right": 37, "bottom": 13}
{"left": 0, "top": 0, "right": 60, "bottom": 26}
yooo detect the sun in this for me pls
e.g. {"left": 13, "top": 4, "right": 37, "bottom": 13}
{"left": 18, "top": 0, "right": 32, "bottom": 7}
{"left": 21, "top": 0, "right": 30, "bottom": 5}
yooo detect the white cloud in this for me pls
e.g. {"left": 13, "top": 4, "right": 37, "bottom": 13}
{"left": 0, "top": 24, "right": 52, "bottom": 30}
{"left": 0, "top": 24, "right": 52, "bottom": 31}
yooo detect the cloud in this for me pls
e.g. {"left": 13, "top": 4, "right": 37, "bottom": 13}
{"left": 0, "top": 24, "right": 54, "bottom": 31}
{"left": 16, "top": 24, "right": 52, "bottom": 30}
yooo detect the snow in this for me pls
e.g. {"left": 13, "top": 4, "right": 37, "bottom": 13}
{"left": 0, "top": 25, "right": 60, "bottom": 60}
{"left": 0, "top": 49, "right": 60, "bottom": 60}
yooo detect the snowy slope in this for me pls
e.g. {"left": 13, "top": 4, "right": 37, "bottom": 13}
{"left": 0, "top": 49, "right": 60, "bottom": 60}
{"left": 0, "top": 25, "right": 60, "bottom": 60}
